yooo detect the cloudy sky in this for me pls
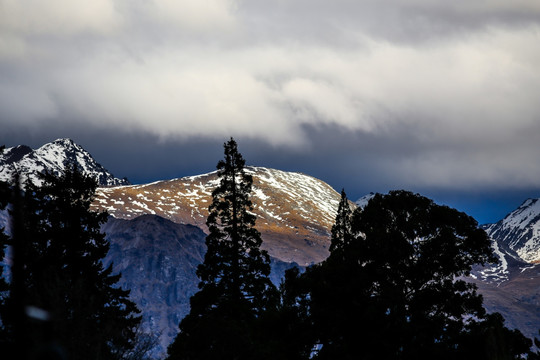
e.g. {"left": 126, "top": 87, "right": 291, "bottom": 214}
{"left": 1, "top": 0, "right": 540, "bottom": 223}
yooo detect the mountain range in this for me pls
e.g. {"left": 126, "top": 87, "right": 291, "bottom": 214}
{"left": 1, "top": 139, "right": 540, "bottom": 357}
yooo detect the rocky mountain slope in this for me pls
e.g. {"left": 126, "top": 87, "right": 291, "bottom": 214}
{"left": 102, "top": 215, "right": 298, "bottom": 357}
{"left": 469, "top": 266, "right": 540, "bottom": 342}
{"left": 0, "top": 138, "right": 129, "bottom": 187}
{"left": 101, "top": 215, "right": 206, "bottom": 356}
{"left": 92, "top": 166, "right": 341, "bottom": 265}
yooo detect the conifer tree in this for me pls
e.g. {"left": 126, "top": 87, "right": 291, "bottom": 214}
{"left": 2, "top": 164, "right": 141, "bottom": 360}
{"left": 329, "top": 189, "right": 353, "bottom": 254}
{"left": 167, "top": 138, "right": 278, "bottom": 360}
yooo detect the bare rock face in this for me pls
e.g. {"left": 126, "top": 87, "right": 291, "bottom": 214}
{"left": 102, "top": 214, "right": 299, "bottom": 358}
{"left": 102, "top": 215, "right": 206, "bottom": 356}
{"left": 93, "top": 166, "right": 341, "bottom": 266}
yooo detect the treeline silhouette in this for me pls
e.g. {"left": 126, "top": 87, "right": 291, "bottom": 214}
{"left": 1, "top": 140, "right": 540, "bottom": 359}
{"left": 0, "top": 163, "right": 144, "bottom": 360}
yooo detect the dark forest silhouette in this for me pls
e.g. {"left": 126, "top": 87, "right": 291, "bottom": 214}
{"left": 0, "top": 164, "right": 142, "bottom": 360}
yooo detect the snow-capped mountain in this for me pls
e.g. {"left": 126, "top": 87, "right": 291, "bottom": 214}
{"left": 467, "top": 199, "right": 540, "bottom": 342}
{"left": 0, "top": 138, "right": 129, "bottom": 187}
{"left": 484, "top": 198, "right": 540, "bottom": 264}
{"left": 454, "top": 198, "right": 540, "bottom": 286}
{"left": 92, "top": 166, "right": 341, "bottom": 265}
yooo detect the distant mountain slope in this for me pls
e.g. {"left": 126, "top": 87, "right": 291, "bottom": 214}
{"left": 469, "top": 264, "right": 540, "bottom": 342}
{"left": 470, "top": 198, "right": 540, "bottom": 342}
{"left": 0, "top": 138, "right": 129, "bottom": 187}
{"left": 93, "top": 166, "right": 341, "bottom": 265}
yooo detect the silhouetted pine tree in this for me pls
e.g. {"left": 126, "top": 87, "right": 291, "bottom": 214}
{"left": 2, "top": 165, "right": 141, "bottom": 360}
{"left": 264, "top": 189, "right": 359, "bottom": 360}
{"left": 167, "top": 138, "right": 278, "bottom": 360}
{"left": 297, "top": 188, "right": 372, "bottom": 360}
{"left": 329, "top": 189, "right": 353, "bottom": 254}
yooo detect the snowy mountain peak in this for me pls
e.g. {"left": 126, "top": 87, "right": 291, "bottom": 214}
{"left": 0, "top": 139, "right": 130, "bottom": 187}
{"left": 484, "top": 198, "right": 540, "bottom": 264}
{"left": 50, "top": 137, "right": 77, "bottom": 146}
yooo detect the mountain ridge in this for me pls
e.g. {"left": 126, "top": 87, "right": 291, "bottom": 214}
{"left": 0, "top": 138, "right": 129, "bottom": 187}
{"left": 484, "top": 198, "right": 540, "bottom": 264}
{"left": 92, "top": 166, "right": 341, "bottom": 265}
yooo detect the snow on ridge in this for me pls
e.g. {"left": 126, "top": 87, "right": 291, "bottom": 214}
{"left": 247, "top": 166, "right": 341, "bottom": 218}
{"left": 1, "top": 138, "right": 128, "bottom": 187}
{"left": 484, "top": 197, "right": 540, "bottom": 264}
{"left": 476, "top": 238, "right": 510, "bottom": 285}
{"left": 500, "top": 198, "right": 540, "bottom": 231}
{"left": 356, "top": 193, "right": 375, "bottom": 208}
{"left": 93, "top": 165, "right": 343, "bottom": 236}
{"left": 491, "top": 240, "right": 508, "bottom": 277}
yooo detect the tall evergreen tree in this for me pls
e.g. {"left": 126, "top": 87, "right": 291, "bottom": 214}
{"left": 329, "top": 189, "right": 353, "bottom": 254}
{"left": 2, "top": 164, "right": 141, "bottom": 360}
{"left": 167, "top": 138, "right": 278, "bottom": 360}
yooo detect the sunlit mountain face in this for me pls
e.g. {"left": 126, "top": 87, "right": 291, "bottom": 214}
{"left": 92, "top": 166, "right": 344, "bottom": 266}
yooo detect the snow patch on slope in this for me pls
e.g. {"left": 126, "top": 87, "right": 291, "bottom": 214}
{"left": 356, "top": 193, "right": 375, "bottom": 208}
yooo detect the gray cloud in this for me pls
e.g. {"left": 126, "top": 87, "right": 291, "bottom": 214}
{"left": 1, "top": 0, "right": 540, "bottom": 198}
